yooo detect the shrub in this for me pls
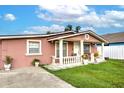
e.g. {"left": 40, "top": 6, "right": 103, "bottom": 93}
{"left": 105, "top": 57, "right": 109, "bottom": 60}
{"left": 94, "top": 52, "right": 99, "bottom": 58}
{"left": 82, "top": 54, "right": 88, "bottom": 59}
{"left": 31, "top": 58, "right": 40, "bottom": 66}
{"left": 4, "top": 56, "right": 13, "bottom": 64}
{"left": 39, "top": 64, "right": 45, "bottom": 67}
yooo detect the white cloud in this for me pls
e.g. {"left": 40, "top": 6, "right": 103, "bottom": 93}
{"left": 23, "top": 25, "right": 97, "bottom": 34}
{"left": 36, "top": 2, "right": 124, "bottom": 28}
{"left": 81, "top": 26, "right": 96, "bottom": 32}
{"left": 23, "top": 30, "right": 37, "bottom": 34}
{"left": 23, "top": 24, "right": 65, "bottom": 34}
{"left": 76, "top": 11, "right": 104, "bottom": 27}
{"left": 4, "top": 14, "right": 16, "bottom": 21}
{"left": 112, "top": 23, "right": 123, "bottom": 27}
{"left": 100, "top": 10, "right": 124, "bottom": 27}
{"left": 103, "top": 10, "right": 124, "bottom": 20}
{"left": 77, "top": 10, "right": 124, "bottom": 28}
{"left": 37, "top": 0, "right": 89, "bottom": 22}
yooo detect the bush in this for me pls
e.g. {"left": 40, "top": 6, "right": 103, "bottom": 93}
{"left": 94, "top": 52, "right": 99, "bottom": 58}
{"left": 82, "top": 54, "right": 88, "bottom": 59}
{"left": 31, "top": 58, "right": 40, "bottom": 66}
{"left": 105, "top": 57, "right": 109, "bottom": 60}
{"left": 4, "top": 56, "right": 13, "bottom": 64}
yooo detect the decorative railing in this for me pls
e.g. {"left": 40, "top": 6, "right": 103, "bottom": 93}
{"left": 52, "top": 56, "right": 82, "bottom": 65}
{"left": 62, "top": 56, "right": 81, "bottom": 65}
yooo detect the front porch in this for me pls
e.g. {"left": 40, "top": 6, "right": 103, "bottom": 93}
{"left": 47, "top": 32, "right": 106, "bottom": 70}
{"left": 50, "top": 40, "right": 104, "bottom": 70}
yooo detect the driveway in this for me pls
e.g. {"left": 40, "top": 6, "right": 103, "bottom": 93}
{"left": 0, "top": 67, "right": 74, "bottom": 88}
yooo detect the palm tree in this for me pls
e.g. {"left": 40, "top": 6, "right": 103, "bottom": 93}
{"left": 64, "top": 27, "right": 70, "bottom": 31}
{"left": 75, "top": 26, "right": 81, "bottom": 33}
{"left": 46, "top": 31, "right": 54, "bottom": 34}
{"left": 67, "top": 24, "right": 73, "bottom": 31}
{"left": 64, "top": 24, "right": 73, "bottom": 31}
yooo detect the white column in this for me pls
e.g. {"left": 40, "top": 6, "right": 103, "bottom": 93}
{"left": 91, "top": 53, "right": 94, "bottom": 63}
{"left": 80, "top": 40, "right": 84, "bottom": 56}
{"left": 101, "top": 42, "right": 105, "bottom": 60}
{"left": 91, "top": 44, "right": 94, "bottom": 63}
{"left": 59, "top": 39, "right": 63, "bottom": 65}
{"left": 80, "top": 40, "right": 84, "bottom": 63}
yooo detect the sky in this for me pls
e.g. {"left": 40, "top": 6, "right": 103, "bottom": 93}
{"left": 0, "top": 4, "right": 124, "bottom": 35}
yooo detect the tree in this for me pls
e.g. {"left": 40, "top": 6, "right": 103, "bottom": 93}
{"left": 46, "top": 31, "right": 54, "bottom": 34}
{"left": 64, "top": 24, "right": 73, "bottom": 31}
{"left": 67, "top": 24, "right": 73, "bottom": 31}
{"left": 75, "top": 26, "right": 81, "bottom": 33}
{"left": 64, "top": 27, "right": 70, "bottom": 31}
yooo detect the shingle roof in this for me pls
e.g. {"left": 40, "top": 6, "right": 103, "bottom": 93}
{"left": 0, "top": 30, "right": 108, "bottom": 43}
{"left": 102, "top": 32, "right": 124, "bottom": 43}
{"left": 0, "top": 31, "right": 74, "bottom": 39}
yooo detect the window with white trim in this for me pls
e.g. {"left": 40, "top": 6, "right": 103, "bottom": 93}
{"left": 26, "top": 40, "right": 41, "bottom": 55}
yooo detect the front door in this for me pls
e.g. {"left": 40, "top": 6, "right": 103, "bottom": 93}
{"left": 73, "top": 42, "right": 81, "bottom": 56}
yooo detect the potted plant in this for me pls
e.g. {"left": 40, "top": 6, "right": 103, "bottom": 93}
{"left": 82, "top": 54, "right": 89, "bottom": 65}
{"left": 32, "top": 58, "right": 40, "bottom": 67}
{"left": 94, "top": 52, "right": 99, "bottom": 64}
{"left": 4, "top": 56, "right": 13, "bottom": 71}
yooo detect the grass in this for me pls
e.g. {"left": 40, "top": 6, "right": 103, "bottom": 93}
{"left": 47, "top": 59, "right": 124, "bottom": 88}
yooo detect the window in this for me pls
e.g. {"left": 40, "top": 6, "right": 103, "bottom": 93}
{"left": 56, "top": 42, "right": 59, "bottom": 57}
{"left": 84, "top": 43, "right": 90, "bottom": 53}
{"left": 26, "top": 40, "right": 41, "bottom": 55}
{"left": 55, "top": 41, "right": 68, "bottom": 58}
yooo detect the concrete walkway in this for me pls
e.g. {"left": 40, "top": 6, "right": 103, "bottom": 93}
{"left": 0, "top": 67, "right": 74, "bottom": 88}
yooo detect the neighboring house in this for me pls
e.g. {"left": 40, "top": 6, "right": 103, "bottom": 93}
{"left": 0, "top": 30, "right": 107, "bottom": 69}
{"left": 98, "top": 32, "right": 124, "bottom": 60}
{"left": 102, "top": 32, "right": 124, "bottom": 46}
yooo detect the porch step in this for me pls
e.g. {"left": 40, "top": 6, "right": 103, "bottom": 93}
{"left": 45, "top": 63, "right": 83, "bottom": 71}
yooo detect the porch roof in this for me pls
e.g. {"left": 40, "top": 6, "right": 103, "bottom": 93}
{"left": 48, "top": 30, "right": 108, "bottom": 43}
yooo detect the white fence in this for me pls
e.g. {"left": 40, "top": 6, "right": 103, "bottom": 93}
{"left": 97, "top": 45, "right": 124, "bottom": 59}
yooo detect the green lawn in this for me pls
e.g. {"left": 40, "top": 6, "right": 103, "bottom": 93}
{"left": 49, "top": 59, "right": 124, "bottom": 88}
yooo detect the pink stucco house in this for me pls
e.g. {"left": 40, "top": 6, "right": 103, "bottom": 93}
{"left": 0, "top": 30, "right": 108, "bottom": 69}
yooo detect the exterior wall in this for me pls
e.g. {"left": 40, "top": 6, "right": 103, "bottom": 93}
{"left": 66, "top": 33, "right": 100, "bottom": 55}
{"left": 0, "top": 32, "right": 102, "bottom": 69}
{"left": 67, "top": 41, "right": 97, "bottom": 56}
{"left": 0, "top": 37, "right": 55, "bottom": 69}
{"left": 91, "top": 44, "right": 97, "bottom": 53}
